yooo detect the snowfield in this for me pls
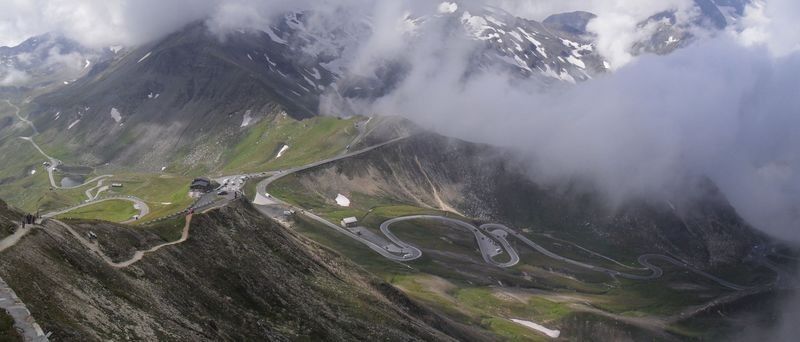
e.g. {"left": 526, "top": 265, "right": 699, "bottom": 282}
{"left": 276, "top": 144, "right": 289, "bottom": 159}
{"left": 68, "top": 119, "right": 80, "bottom": 130}
{"left": 510, "top": 319, "right": 560, "bottom": 338}
{"left": 241, "top": 110, "right": 254, "bottom": 127}
{"left": 335, "top": 194, "right": 351, "bottom": 207}
{"left": 137, "top": 52, "right": 152, "bottom": 63}
{"left": 110, "top": 108, "right": 122, "bottom": 123}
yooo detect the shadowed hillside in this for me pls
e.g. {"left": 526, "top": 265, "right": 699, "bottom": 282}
{"left": 274, "top": 133, "right": 767, "bottom": 271}
{"left": 0, "top": 199, "right": 486, "bottom": 341}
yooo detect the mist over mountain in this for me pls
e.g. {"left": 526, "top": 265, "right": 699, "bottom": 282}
{"left": 4, "top": 0, "right": 797, "bottom": 243}
{"left": 1, "top": 1, "right": 799, "bottom": 341}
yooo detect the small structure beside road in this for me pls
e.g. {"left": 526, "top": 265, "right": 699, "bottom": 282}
{"left": 190, "top": 178, "right": 212, "bottom": 191}
{"left": 341, "top": 217, "right": 358, "bottom": 228}
{"left": 189, "top": 177, "right": 213, "bottom": 197}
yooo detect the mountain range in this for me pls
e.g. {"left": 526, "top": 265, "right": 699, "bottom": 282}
{"left": 0, "top": 1, "right": 751, "bottom": 171}
{"left": 3, "top": 1, "right": 795, "bottom": 341}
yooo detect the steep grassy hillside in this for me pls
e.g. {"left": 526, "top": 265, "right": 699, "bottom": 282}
{"left": 0, "top": 199, "right": 485, "bottom": 341}
{"left": 55, "top": 200, "right": 138, "bottom": 223}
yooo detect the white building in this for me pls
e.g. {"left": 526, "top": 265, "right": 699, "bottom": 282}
{"left": 341, "top": 217, "right": 358, "bottom": 228}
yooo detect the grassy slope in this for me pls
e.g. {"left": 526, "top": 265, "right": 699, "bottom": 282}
{"left": 269, "top": 165, "right": 748, "bottom": 340}
{"left": 0, "top": 102, "right": 364, "bottom": 223}
{"left": 55, "top": 200, "right": 138, "bottom": 223}
{"left": 99, "top": 173, "right": 195, "bottom": 221}
{"left": 221, "top": 113, "right": 361, "bottom": 173}
{"left": 290, "top": 212, "right": 597, "bottom": 340}
{"left": 1, "top": 113, "right": 362, "bottom": 218}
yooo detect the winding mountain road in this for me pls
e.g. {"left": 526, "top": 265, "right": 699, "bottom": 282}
{"left": 254, "top": 136, "right": 409, "bottom": 205}
{"left": 252, "top": 136, "right": 424, "bottom": 262}
{"left": 7, "top": 100, "right": 116, "bottom": 192}
{"left": 5, "top": 99, "right": 37, "bottom": 135}
{"left": 51, "top": 214, "right": 192, "bottom": 268}
{"left": 380, "top": 215, "right": 519, "bottom": 267}
{"left": 248, "top": 134, "right": 751, "bottom": 290}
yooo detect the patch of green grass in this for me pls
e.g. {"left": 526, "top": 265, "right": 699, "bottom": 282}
{"left": 268, "top": 174, "right": 329, "bottom": 208}
{"left": 143, "top": 216, "right": 186, "bottom": 242}
{"left": 389, "top": 274, "right": 471, "bottom": 320}
{"left": 387, "top": 275, "right": 568, "bottom": 341}
{"left": 55, "top": 199, "right": 138, "bottom": 223}
{"left": 589, "top": 265, "right": 730, "bottom": 316}
{"left": 222, "top": 114, "right": 361, "bottom": 173}
{"left": 455, "top": 287, "right": 571, "bottom": 322}
{"left": 98, "top": 173, "right": 195, "bottom": 221}
{"left": 0, "top": 138, "right": 55, "bottom": 210}
{"left": 0, "top": 136, "right": 101, "bottom": 213}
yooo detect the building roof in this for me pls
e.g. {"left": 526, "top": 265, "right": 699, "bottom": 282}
{"left": 190, "top": 178, "right": 211, "bottom": 188}
{"left": 342, "top": 217, "right": 358, "bottom": 224}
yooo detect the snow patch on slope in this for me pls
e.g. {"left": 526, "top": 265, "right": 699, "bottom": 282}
{"left": 137, "top": 52, "right": 152, "bottom": 63}
{"left": 265, "top": 27, "right": 288, "bottom": 44}
{"left": 110, "top": 108, "right": 122, "bottom": 123}
{"left": 566, "top": 55, "right": 585, "bottom": 69}
{"left": 335, "top": 194, "right": 351, "bottom": 207}
{"left": 68, "top": 119, "right": 80, "bottom": 130}
{"left": 275, "top": 144, "right": 289, "bottom": 158}
{"left": 241, "top": 110, "right": 254, "bottom": 127}
{"left": 510, "top": 319, "right": 560, "bottom": 338}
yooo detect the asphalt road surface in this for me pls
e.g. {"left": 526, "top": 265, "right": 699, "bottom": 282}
{"left": 380, "top": 215, "right": 519, "bottom": 267}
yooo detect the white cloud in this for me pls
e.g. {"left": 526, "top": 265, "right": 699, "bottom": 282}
{"left": 736, "top": 0, "right": 800, "bottom": 56}
{"left": 0, "top": 0, "right": 215, "bottom": 48}
{"left": 366, "top": 35, "right": 800, "bottom": 243}
{"left": 0, "top": 66, "right": 29, "bottom": 86}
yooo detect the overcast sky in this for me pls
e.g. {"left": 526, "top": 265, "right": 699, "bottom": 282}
{"left": 0, "top": 0, "right": 691, "bottom": 47}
